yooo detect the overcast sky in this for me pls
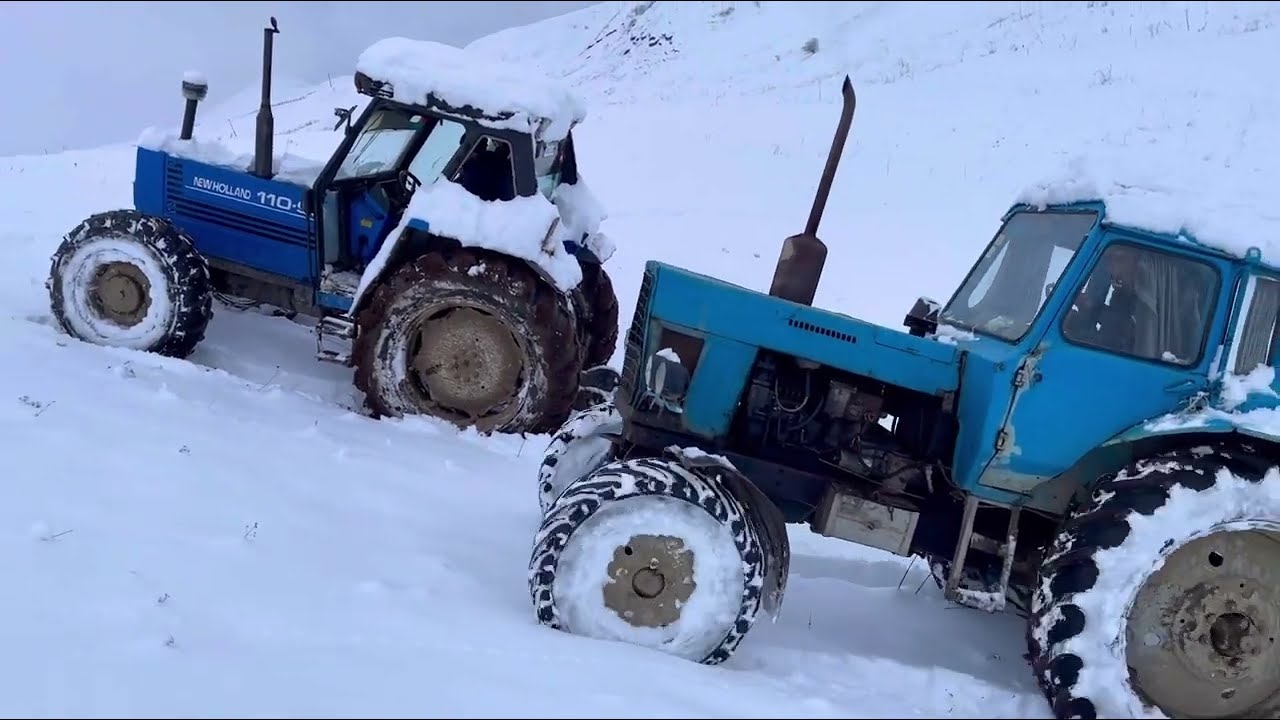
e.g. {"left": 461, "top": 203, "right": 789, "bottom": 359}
{"left": 0, "top": 1, "right": 596, "bottom": 156}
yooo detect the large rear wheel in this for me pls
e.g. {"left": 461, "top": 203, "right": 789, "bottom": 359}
{"left": 353, "top": 248, "right": 581, "bottom": 435}
{"left": 577, "top": 262, "right": 618, "bottom": 370}
{"left": 1028, "top": 444, "right": 1280, "bottom": 719}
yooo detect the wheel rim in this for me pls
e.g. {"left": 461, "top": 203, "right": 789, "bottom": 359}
{"left": 406, "top": 303, "right": 525, "bottom": 427}
{"left": 602, "top": 533, "right": 697, "bottom": 628}
{"left": 550, "top": 493, "right": 748, "bottom": 661}
{"left": 1125, "top": 523, "right": 1280, "bottom": 718}
{"left": 89, "top": 261, "right": 151, "bottom": 327}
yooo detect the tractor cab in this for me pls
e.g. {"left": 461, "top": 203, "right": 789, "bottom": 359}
{"left": 921, "top": 201, "right": 1268, "bottom": 512}
{"left": 310, "top": 71, "right": 585, "bottom": 315}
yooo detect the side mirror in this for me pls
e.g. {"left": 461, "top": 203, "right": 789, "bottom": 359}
{"left": 903, "top": 296, "right": 941, "bottom": 337}
{"left": 333, "top": 105, "right": 356, "bottom": 134}
{"left": 1044, "top": 281, "right": 1056, "bottom": 300}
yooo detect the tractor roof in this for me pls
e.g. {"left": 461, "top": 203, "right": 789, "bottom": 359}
{"left": 354, "top": 37, "right": 586, "bottom": 143}
{"left": 1014, "top": 154, "right": 1279, "bottom": 271}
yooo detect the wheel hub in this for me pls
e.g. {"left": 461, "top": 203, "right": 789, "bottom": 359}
{"left": 1211, "top": 612, "right": 1255, "bottom": 659}
{"left": 603, "top": 534, "right": 696, "bottom": 628}
{"left": 89, "top": 261, "right": 151, "bottom": 327}
{"left": 1126, "top": 526, "right": 1280, "bottom": 718}
{"left": 409, "top": 305, "right": 524, "bottom": 424}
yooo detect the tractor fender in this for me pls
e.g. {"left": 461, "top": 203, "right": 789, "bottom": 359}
{"left": 664, "top": 445, "right": 791, "bottom": 619}
{"left": 1029, "top": 407, "right": 1280, "bottom": 517}
{"left": 1105, "top": 404, "right": 1280, "bottom": 448}
{"left": 348, "top": 218, "right": 567, "bottom": 320}
{"left": 1086, "top": 409, "right": 1280, "bottom": 495}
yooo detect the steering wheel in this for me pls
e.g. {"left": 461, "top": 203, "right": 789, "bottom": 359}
{"left": 394, "top": 169, "right": 422, "bottom": 204}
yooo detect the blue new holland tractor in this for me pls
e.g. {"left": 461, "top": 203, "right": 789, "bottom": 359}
{"left": 46, "top": 19, "right": 619, "bottom": 436}
{"left": 530, "top": 77, "right": 1280, "bottom": 718}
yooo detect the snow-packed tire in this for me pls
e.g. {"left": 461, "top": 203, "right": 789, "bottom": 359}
{"left": 47, "top": 209, "right": 212, "bottom": 358}
{"left": 529, "top": 454, "right": 766, "bottom": 664}
{"left": 578, "top": 262, "right": 619, "bottom": 370}
{"left": 352, "top": 248, "right": 582, "bottom": 436}
{"left": 537, "top": 400, "right": 622, "bottom": 514}
{"left": 1027, "top": 443, "right": 1280, "bottom": 719}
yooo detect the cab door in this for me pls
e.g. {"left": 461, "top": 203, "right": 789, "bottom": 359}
{"left": 980, "top": 236, "right": 1232, "bottom": 494}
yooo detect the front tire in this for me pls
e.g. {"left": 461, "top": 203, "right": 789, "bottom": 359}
{"left": 1028, "top": 444, "right": 1280, "bottom": 719}
{"left": 529, "top": 454, "right": 766, "bottom": 664}
{"left": 352, "top": 248, "right": 582, "bottom": 435}
{"left": 47, "top": 210, "right": 212, "bottom": 358}
{"left": 537, "top": 400, "right": 622, "bottom": 514}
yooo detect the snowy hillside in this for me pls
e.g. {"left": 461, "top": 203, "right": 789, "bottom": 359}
{"left": 5, "top": 1, "right": 1279, "bottom": 716}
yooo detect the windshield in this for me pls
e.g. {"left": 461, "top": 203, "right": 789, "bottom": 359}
{"left": 941, "top": 210, "right": 1099, "bottom": 341}
{"left": 534, "top": 139, "right": 563, "bottom": 199}
{"left": 335, "top": 107, "right": 426, "bottom": 181}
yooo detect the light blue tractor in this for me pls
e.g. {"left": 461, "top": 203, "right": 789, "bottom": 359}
{"left": 529, "top": 77, "right": 1280, "bottom": 719}
{"left": 45, "top": 18, "right": 619, "bottom": 436}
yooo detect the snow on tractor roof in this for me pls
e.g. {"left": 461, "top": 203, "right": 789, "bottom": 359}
{"left": 1016, "top": 153, "right": 1280, "bottom": 268}
{"left": 354, "top": 37, "right": 586, "bottom": 142}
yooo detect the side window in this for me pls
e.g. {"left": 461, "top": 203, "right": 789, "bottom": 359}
{"left": 451, "top": 135, "right": 516, "bottom": 202}
{"left": 534, "top": 139, "right": 563, "bottom": 199}
{"left": 1062, "top": 243, "right": 1219, "bottom": 366}
{"left": 406, "top": 118, "right": 467, "bottom": 185}
{"left": 1230, "top": 276, "right": 1280, "bottom": 374}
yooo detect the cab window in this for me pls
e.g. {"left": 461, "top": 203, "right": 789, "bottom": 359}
{"left": 406, "top": 118, "right": 468, "bottom": 185}
{"left": 534, "top": 139, "right": 563, "bottom": 199}
{"left": 1230, "top": 276, "right": 1280, "bottom": 374}
{"left": 451, "top": 135, "right": 516, "bottom": 202}
{"left": 1061, "top": 243, "right": 1219, "bottom": 366}
{"left": 334, "top": 107, "right": 426, "bottom": 181}
{"left": 940, "top": 210, "right": 1096, "bottom": 342}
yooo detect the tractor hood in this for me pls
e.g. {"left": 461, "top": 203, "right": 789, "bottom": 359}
{"left": 642, "top": 263, "right": 964, "bottom": 404}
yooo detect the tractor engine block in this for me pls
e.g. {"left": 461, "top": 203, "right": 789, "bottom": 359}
{"left": 739, "top": 353, "right": 945, "bottom": 501}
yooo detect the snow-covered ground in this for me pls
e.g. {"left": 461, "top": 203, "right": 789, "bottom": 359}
{"left": 5, "top": 1, "right": 1279, "bottom": 716}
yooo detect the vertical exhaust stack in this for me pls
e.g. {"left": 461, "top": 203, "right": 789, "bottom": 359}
{"left": 179, "top": 71, "right": 208, "bottom": 141}
{"left": 253, "top": 16, "right": 281, "bottom": 179}
{"left": 768, "top": 75, "right": 857, "bottom": 306}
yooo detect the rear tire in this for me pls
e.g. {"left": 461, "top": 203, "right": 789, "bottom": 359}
{"left": 1027, "top": 443, "right": 1280, "bottom": 719}
{"left": 47, "top": 209, "right": 212, "bottom": 358}
{"left": 529, "top": 454, "right": 766, "bottom": 664}
{"left": 578, "top": 263, "right": 619, "bottom": 370}
{"left": 352, "top": 248, "right": 582, "bottom": 436}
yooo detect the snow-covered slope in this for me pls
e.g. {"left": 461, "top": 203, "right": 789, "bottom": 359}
{"left": 472, "top": 0, "right": 1280, "bottom": 325}
{"left": 5, "top": 1, "right": 1279, "bottom": 716}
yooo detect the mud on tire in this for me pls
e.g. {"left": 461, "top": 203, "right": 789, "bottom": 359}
{"left": 576, "top": 262, "right": 619, "bottom": 370}
{"left": 1027, "top": 442, "right": 1280, "bottom": 719}
{"left": 352, "top": 248, "right": 581, "bottom": 435}
{"left": 47, "top": 209, "right": 212, "bottom": 358}
{"left": 537, "top": 400, "right": 622, "bottom": 514}
{"left": 529, "top": 453, "right": 766, "bottom": 664}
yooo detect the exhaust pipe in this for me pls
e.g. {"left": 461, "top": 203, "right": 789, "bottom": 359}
{"left": 252, "top": 16, "right": 280, "bottom": 179}
{"left": 179, "top": 71, "right": 208, "bottom": 141}
{"left": 768, "top": 75, "right": 857, "bottom": 306}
